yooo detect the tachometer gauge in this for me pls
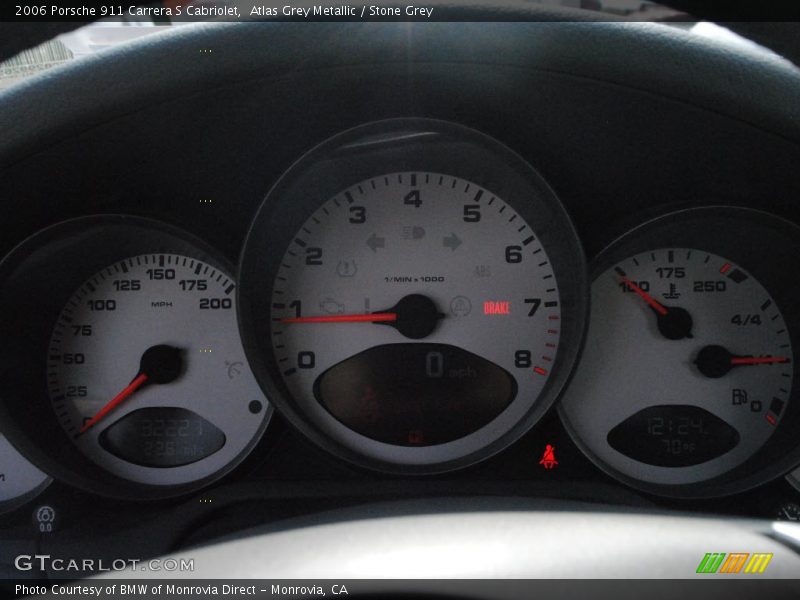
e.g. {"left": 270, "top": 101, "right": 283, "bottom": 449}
{"left": 239, "top": 119, "right": 587, "bottom": 473}
{"left": 0, "top": 216, "right": 271, "bottom": 499}
{"left": 560, "top": 208, "right": 800, "bottom": 498}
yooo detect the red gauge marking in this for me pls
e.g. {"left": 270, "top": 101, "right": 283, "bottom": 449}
{"left": 79, "top": 373, "right": 149, "bottom": 434}
{"left": 619, "top": 276, "right": 668, "bottom": 316}
{"left": 720, "top": 263, "right": 732, "bottom": 274}
{"left": 730, "top": 356, "right": 790, "bottom": 365}
{"left": 281, "top": 312, "right": 398, "bottom": 324}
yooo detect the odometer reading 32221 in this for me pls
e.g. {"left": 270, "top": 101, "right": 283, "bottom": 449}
{"left": 271, "top": 172, "right": 561, "bottom": 448}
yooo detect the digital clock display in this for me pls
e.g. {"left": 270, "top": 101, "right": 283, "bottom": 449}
{"left": 607, "top": 405, "right": 740, "bottom": 467}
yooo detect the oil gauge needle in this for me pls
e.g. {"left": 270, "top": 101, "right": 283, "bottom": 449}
{"left": 618, "top": 274, "right": 693, "bottom": 340}
{"left": 618, "top": 275, "right": 667, "bottom": 316}
{"left": 78, "top": 344, "right": 183, "bottom": 435}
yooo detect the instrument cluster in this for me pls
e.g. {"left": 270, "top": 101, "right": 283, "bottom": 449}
{"left": 0, "top": 118, "right": 799, "bottom": 517}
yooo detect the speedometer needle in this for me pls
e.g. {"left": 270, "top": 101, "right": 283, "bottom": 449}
{"left": 79, "top": 373, "right": 148, "bottom": 434}
{"left": 78, "top": 344, "right": 183, "bottom": 435}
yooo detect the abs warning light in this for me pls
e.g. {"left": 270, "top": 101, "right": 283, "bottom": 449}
{"left": 539, "top": 444, "right": 558, "bottom": 469}
{"left": 484, "top": 301, "right": 511, "bottom": 315}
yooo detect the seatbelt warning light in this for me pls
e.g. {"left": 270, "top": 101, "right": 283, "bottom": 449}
{"left": 539, "top": 444, "right": 558, "bottom": 469}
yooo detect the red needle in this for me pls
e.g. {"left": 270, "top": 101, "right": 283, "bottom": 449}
{"left": 731, "top": 356, "right": 790, "bottom": 365}
{"left": 79, "top": 373, "right": 149, "bottom": 434}
{"left": 281, "top": 313, "right": 398, "bottom": 324}
{"left": 619, "top": 276, "right": 668, "bottom": 316}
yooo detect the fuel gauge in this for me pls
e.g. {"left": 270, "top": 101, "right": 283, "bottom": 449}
{"left": 560, "top": 207, "right": 800, "bottom": 498}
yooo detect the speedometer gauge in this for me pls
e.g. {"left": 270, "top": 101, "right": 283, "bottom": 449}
{"left": 48, "top": 253, "right": 268, "bottom": 486}
{"left": 561, "top": 208, "right": 800, "bottom": 498}
{"left": 239, "top": 119, "right": 587, "bottom": 473}
{"left": 0, "top": 216, "right": 271, "bottom": 499}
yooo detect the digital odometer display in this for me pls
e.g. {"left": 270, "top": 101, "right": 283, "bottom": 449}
{"left": 99, "top": 407, "right": 226, "bottom": 468}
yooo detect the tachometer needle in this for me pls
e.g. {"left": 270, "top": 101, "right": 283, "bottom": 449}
{"left": 619, "top": 276, "right": 668, "bottom": 316}
{"left": 281, "top": 312, "right": 397, "bottom": 324}
{"left": 79, "top": 373, "right": 148, "bottom": 434}
{"left": 280, "top": 294, "right": 444, "bottom": 340}
{"left": 78, "top": 344, "right": 183, "bottom": 435}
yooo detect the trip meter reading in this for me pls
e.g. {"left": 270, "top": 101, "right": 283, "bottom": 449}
{"left": 239, "top": 119, "right": 587, "bottom": 473}
{"left": 561, "top": 208, "right": 799, "bottom": 497}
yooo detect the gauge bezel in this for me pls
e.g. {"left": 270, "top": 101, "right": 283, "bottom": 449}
{"left": 238, "top": 118, "right": 588, "bottom": 474}
{"left": 0, "top": 215, "right": 273, "bottom": 500}
{"left": 559, "top": 206, "right": 800, "bottom": 499}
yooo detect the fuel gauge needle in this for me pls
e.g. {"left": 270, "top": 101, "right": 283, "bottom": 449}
{"left": 730, "top": 356, "right": 790, "bottom": 365}
{"left": 696, "top": 345, "right": 790, "bottom": 378}
{"left": 77, "top": 344, "right": 182, "bottom": 435}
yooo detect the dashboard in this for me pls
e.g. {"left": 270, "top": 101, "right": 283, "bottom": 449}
{"left": 1, "top": 16, "right": 800, "bottom": 584}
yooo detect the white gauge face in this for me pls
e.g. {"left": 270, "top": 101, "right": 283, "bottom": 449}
{"left": 561, "top": 248, "right": 793, "bottom": 486}
{"left": 0, "top": 435, "right": 49, "bottom": 509}
{"left": 47, "top": 254, "right": 270, "bottom": 486}
{"left": 270, "top": 172, "right": 562, "bottom": 465}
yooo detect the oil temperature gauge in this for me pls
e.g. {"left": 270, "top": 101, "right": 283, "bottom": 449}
{"left": 561, "top": 208, "right": 799, "bottom": 498}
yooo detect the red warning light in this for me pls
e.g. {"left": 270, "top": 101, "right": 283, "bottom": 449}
{"left": 407, "top": 430, "right": 425, "bottom": 445}
{"left": 539, "top": 444, "right": 558, "bottom": 470}
{"left": 483, "top": 301, "right": 511, "bottom": 315}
